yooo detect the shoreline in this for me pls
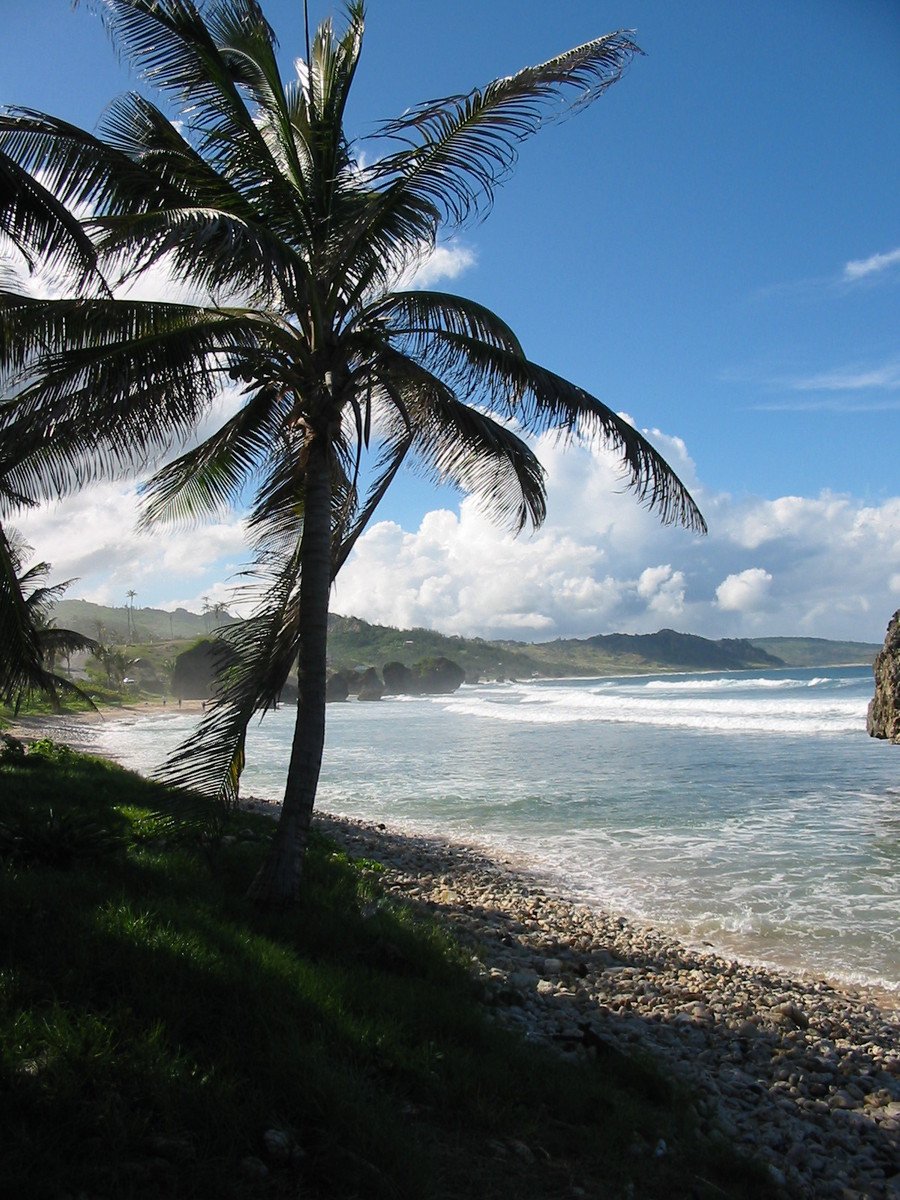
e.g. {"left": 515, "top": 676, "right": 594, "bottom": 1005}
{"left": 302, "top": 806, "right": 898, "bottom": 1199}
{"left": 6, "top": 709, "right": 900, "bottom": 1194}
{"left": 5, "top": 702, "right": 897, "bottom": 1012}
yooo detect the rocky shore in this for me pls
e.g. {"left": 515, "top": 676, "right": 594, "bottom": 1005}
{"left": 293, "top": 808, "right": 900, "bottom": 1200}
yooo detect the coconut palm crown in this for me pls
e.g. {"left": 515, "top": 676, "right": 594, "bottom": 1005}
{"left": 0, "top": 0, "right": 705, "bottom": 903}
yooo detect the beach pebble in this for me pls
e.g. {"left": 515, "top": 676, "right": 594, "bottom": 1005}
{"left": 311, "top": 810, "right": 900, "bottom": 1200}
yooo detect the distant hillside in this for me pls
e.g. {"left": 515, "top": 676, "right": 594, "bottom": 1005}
{"left": 326, "top": 615, "right": 558, "bottom": 680}
{"left": 749, "top": 637, "right": 879, "bottom": 667}
{"left": 51, "top": 600, "right": 235, "bottom": 643}
{"left": 329, "top": 618, "right": 787, "bottom": 680}
{"left": 49, "top": 601, "right": 879, "bottom": 678}
{"left": 497, "top": 628, "right": 784, "bottom": 676}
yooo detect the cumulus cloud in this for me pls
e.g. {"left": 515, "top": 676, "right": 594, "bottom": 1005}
{"left": 12, "top": 420, "right": 900, "bottom": 645}
{"left": 715, "top": 568, "right": 773, "bottom": 613}
{"left": 393, "top": 238, "right": 477, "bottom": 290}
{"left": 14, "top": 481, "right": 248, "bottom": 610}
{"left": 843, "top": 247, "right": 900, "bottom": 281}
{"left": 332, "top": 431, "right": 900, "bottom": 643}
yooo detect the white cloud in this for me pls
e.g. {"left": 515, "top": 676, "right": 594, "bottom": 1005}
{"left": 333, "top": 431, "right": 900, "bottom": 643}
{"left": 14, "top": 481, "right": 248, "bottom": 609}
{"left": 12, "top": 422, "right": 900, "bottom": 645}
{"left": 843, "top": 247, "right": 900, "bottom": 281}
{"left": 392, "top": 238, "right": 477, "bottom": 290}
{"left": 715, "top": 568, "right": 773, "bottom": 613}
{"left": 790, "top": 361, "right": 900, "bottom": 392}
{"left": 637, "top": 564, "right": 686, "bottom": 616}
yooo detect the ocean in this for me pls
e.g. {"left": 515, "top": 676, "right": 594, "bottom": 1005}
{"left": 93, "top": 664, "right": 899, "bottom": 996}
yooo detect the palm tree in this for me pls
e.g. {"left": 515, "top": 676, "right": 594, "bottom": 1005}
{"left": 125, "top": 588, "right": 137, "bottom": 643}
{"left": 0, "top": 529, "right": 96, "bottom": 714}
{"left": 0, "top": 0, "right": 705, "bottom": 903}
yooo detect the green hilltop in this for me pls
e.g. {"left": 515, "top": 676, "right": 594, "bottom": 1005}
{"left": 51, "top": 602, "right": 880, "bottom": 681}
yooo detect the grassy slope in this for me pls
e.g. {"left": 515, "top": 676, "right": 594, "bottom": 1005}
{"left": 749, "top": 637, "right": 880, "bottom": 667}
{"left": 0, "top": 746, "right": 780, "bottom": 1200}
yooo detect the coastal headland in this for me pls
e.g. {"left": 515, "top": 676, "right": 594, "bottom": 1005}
{"left": 7, "top": 706, "right": 900, "bottom": 1198}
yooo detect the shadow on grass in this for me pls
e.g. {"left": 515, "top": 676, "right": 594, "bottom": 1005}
{"left": 2, "top": 753, "right": 785, "bottom": 1199}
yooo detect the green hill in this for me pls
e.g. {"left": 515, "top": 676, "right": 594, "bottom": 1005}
{"left": 507, "top": 629, "right": 784, "bottom": 676}
{"left": 51, "top": 599, "right": 235, "bottom": 644}
{"left": 49, "top": 602, "right": 878, "bottom": 681}
{"left": 749, "top": 637, "right": 879, "bottom": 667}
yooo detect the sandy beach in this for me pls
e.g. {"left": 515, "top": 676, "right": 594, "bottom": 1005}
{"left": 6, "top": 708, "right": 900, "bottom": 1197}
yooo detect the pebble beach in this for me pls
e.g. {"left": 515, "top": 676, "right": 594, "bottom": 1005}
{"left": 8, "top": 710, "right": 899, "bottom": 1197}
{"left": 297, "top": 807, "right": 899, "bottom": 1200}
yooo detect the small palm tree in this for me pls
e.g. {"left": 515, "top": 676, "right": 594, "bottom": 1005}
{"left": 0, "top": 529, "right": 96, "bottom": 714}
{"left": 125, "top": 588, "right": 137, "bottom": 643}
{"left": 0, "top": 1, "right": 704, "bottom": 903}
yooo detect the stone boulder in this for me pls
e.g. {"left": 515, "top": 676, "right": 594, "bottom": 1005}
{"left": 410, "top": 656, "right": 466, "bottom": 695}
{"left": 867, "top": 610, "right": 900, "bottom": 743}
{"left": 171, "top": 638, "right": 237, "bottom": 700}
{"left": 356, "top": 667, "right": 384, "bottom": 701}
{"left": 325, "top": 672, "right": 350, "bottom": 703}
{"left": 382, "top": 661, "right": 412, "bottom": 695}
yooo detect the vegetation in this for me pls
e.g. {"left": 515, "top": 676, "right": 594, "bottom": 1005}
{"left": 0, "top": 744, "right": 779, "bottom": 1200}
{"left": 748, "top": 637, "right": 880, "bottom": 668}
{"left": 0, "top": 0, "right": 703, "bottom": 904}
{"left": 51, "top": 598, "right": 233, "bottom": 645}
{"left": 0, "top": 531, "right": 96, "bottom": 714}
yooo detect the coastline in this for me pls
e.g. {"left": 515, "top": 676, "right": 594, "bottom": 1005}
{"left": 304, "top": 807, "right": 898, "bottom": 1199}
{"left": 6, "top": 707, "right": 900, "bottom": 1194}
{"left": 6, "top": 702, "right": 897, "bottom": 1015}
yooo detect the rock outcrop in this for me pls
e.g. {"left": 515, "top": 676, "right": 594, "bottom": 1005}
{"left": 381, "top": 661, "right": 412, "bottom": 695}
{"left": 171, "top": 638, "right": 237, "bottom": 700}
{"left": 410, "top": 656, "right": 466, "bottom": 695}
{"left": 356, "top": 667, "right": 384, "bottom": 701}
{"left": 324, "top": 672, "right": 349, "bottom": 703}
{"left": 381, "top": 657, "right": 465, "bottom": 696}
{"left": 867, "top": 610, "right": 900, "bottom": 743}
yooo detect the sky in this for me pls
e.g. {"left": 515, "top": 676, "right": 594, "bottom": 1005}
{"left": 3, "top": 0, "right": 899, "bottom": 643}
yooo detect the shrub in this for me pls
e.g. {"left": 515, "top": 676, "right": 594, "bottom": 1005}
{"left": 0, "top": 806, "right": 124, "bottom": 869}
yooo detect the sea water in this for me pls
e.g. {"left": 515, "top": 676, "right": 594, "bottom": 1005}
{"left": 94, "top": 665, "right": 899, "bottom": 995}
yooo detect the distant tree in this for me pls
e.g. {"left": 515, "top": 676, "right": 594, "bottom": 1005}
{"left": 125, "top": 588, "right": 137, "bottom": 643}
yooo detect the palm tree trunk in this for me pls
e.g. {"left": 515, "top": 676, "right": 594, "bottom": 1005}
{"left": 247, "top": 438, "right": 332, "bottom": 905}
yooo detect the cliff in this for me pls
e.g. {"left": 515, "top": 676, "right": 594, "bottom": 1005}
{"left": 867, "top": 610, "right": 900, "bottom": 744}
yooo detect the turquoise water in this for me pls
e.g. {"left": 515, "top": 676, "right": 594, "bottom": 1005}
{"left": 95, "top": 665, "right": 899, "bottom": 994}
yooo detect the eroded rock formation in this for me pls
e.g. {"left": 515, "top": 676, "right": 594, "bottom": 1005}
{"left": 867, "top": 610, "right": 900, "bottom": 743}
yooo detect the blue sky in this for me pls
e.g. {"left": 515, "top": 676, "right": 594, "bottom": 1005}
{"left": 5, "top": 1, "right": 899, "bottom": 642}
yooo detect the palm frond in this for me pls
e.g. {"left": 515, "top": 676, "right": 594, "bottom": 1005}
{"left": 368, "top": 30, "right": 641, "bottom": 226}
{"left": 92, "top": 0, "right": 306, "bottom": 231}
{"left": 155, "top": 540, "right": 303, "bottom": 805}
{"left": 0, "top": 294, "right": 268, "bottom": 503}
{"left": 139, "top": 382, "right": 291, "bottom": 527}
{"left": 0, "top": 148, "right": 99, "bottom": 282}
{"left": 376, "top": 349, "right": 547, "bottom": 532}
{"left": 0, "top": 522, "right": 97, "bottom": 711}
{"left": 0, "top": 108, "right": 185, "bottom": 225}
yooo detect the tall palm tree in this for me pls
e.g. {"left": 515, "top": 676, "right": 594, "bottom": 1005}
{"left": 125, "top": 587, "right": 137, "bottom": 643}
{"left": 0, "top": 0, "right": 705, "bottom": 903}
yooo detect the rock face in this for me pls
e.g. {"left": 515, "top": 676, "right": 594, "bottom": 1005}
{"left": 356, "top": 667, "right": 384, "bottom": 701}
{"left": 411, "top": 656, "right": 466, "bottom": 695}
{"left": 381, "top": 661, "right": 412, "bottom": 695}
{"left": 324, "top": 672, "right": 349, "bottom": 703}
{"left": 867, "top": 610, "right": 900, "bottom": 743}
{"left": 381, "top": 657, "right": 465, "bottom": 696}
{"left": 171, "top": 639, "right": 236, "bottom": 700}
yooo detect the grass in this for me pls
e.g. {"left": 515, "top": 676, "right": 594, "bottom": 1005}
{"left": 0, "top": 744, "right": 783, "bottom": 1200}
